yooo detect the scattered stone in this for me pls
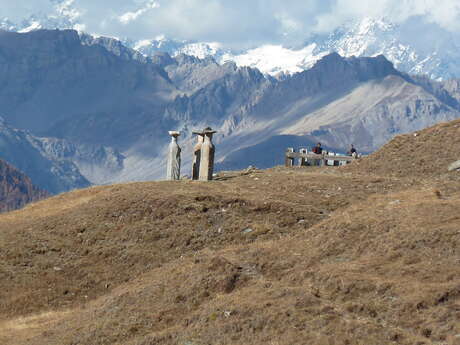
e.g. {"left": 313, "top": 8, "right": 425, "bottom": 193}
{"left": 53, "top": 266, "right": 62, "bottom": 271}
{"left": 433, "top": 189, "right": 443, "bottom": 199}
{"left": 448, "top": 160, "right": 460, "bottom": 172}
{"left": 242, "top": 228, "right": 253, "bottom": 234}
{"left": 241, "top": 165, "right": 259, "bottom": 176}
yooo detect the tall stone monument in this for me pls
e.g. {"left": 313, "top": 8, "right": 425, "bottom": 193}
{"left": 191, "top": 131, "right": 205, "bottom": 180}
{"left": 198, "top": 127, "right": 217, "bottom": 181}
{"left": 166, "top": 131, "right": 181, "bottom": 180}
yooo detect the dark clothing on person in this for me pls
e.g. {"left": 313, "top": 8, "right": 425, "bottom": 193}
{"left": 312, "top": 145, "right": 323, "bottom": 154}
{"left": 348, "top": 146, "right": 357, "bottom": 156}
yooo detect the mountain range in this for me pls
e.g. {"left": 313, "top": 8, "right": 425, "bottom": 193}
{"left": 0, "top": 29, "right": 460, "bottom": 195}
{"left": 130, "top": 17, "right": 460, "bottom": 81}
{"left": 3, "top": 9, "right": 460, "bottom": 81}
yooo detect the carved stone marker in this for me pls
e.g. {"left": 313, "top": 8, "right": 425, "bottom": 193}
{"left": 199, "top": 128, "right": 217, "bottom": 181}
{"left": 166, "top": 131, "right": 181, "bottom": 180}
{"left": 191, "top": 131, "right": 205, "bottom": 180}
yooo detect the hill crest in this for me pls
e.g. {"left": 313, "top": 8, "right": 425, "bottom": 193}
{"left": 1, "top": 119, "right": 459, "bottom": 344}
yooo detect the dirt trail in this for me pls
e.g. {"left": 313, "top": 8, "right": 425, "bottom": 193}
{"left": 0, "top": 310, "right": 71, "bottom": 344}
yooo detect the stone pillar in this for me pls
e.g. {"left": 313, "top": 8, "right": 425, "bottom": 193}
{"left": 191, "top": 131, "right": 204, "bottom": 180}
{"left": 166, "top": 131, "right": 181, "bottom": 180}
{"left": 199, "top": 128, "right": 216, "bottom": 181}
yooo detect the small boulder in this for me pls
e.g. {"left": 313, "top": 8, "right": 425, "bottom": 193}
{"left": 448, "top": 160, "right": 460, "bottom": 172}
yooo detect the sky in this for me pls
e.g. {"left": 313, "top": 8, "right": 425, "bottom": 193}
{"left": 1, "top": 0, "right": 460, "bottom": 47}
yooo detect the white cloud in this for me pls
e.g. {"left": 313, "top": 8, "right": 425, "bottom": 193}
{"left": 118, "top": 1, "right": 159, "bottom": 25}
{"left": 1, "top": 0, "right": 460, "bottom": 47}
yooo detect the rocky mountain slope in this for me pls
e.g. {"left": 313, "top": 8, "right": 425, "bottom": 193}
{"left": 0, "top": 30, "right": 176, "bottom": 137}
{"left": 1, "top": 29, "right": 460, "bottom": 187}
{"left": 0, "top": 117, "right": 124, "bottom": 194}
{"left": 0, "top": 158, "right": 48, "bottom": 212}
{"left": 0, "top": 120, "right": 458, "bottom": 344}
{"left": 0, "top": 117, "right": 90, "bottom": 194}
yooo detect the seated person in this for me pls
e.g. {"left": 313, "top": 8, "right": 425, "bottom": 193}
{"left": 348, "top": 144, "right": 357, "bottom": 156}
{"left": 312, "top": 142, "right": 323, "bottom": 154}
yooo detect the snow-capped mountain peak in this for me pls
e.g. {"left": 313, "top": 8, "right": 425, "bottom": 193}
{"left": 125, "top": 17, "right": 460, "bottom": 80}
{"left": 130, "top": 36, "right": 226, "bottom": 60}
{"left": 1, "top": 9, "right": 460, "bottom": 80}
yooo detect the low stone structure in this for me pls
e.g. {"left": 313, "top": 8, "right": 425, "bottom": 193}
{"left": 285, "top": 148, "right": 356, "bottom": 167}
{"left": 166, "top": 131, "right": 181, "bottom": 180}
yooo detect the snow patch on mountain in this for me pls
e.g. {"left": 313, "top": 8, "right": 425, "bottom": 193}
{"left": 221, "top": 44, "right": 326, "bottom": 75}
{"left": 18, "top": 21, "right": 43, "bottom": 33}
{"left": 132, "top": 36, "right": 227, "bottom": 60}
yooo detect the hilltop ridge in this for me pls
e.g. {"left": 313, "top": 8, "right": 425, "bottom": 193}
{"left": 347, "top": 118, "right": 460, "bottom": 178}
{"left": 0, "top": 120, "right": 459, "bottom": 345}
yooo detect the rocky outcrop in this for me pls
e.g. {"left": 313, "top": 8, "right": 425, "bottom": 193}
{"left": 160, "top": 54, "right": 239, "bottom": 93}
{"left": 0, "top": 117, "right": 90, "bottom": 194}
{"left": 0, "top": 159, "right": 48, "bottom": 212}
{"left": 0, "top": 117, "right": 125, "bottom": 193}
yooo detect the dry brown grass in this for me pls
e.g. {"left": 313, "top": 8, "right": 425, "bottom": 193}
{"left": 345, "top": 118, "right": 460, "bottom": 180}
{"left": 0, "top": 124, "right": 459, "bottom": 345}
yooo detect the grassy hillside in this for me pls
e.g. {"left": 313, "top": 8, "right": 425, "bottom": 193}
{"left": 346, "top": 118, "right": 460, "bottom": 178}
{"left": 0, "top": 120, "right": 459, "bottom": 345}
